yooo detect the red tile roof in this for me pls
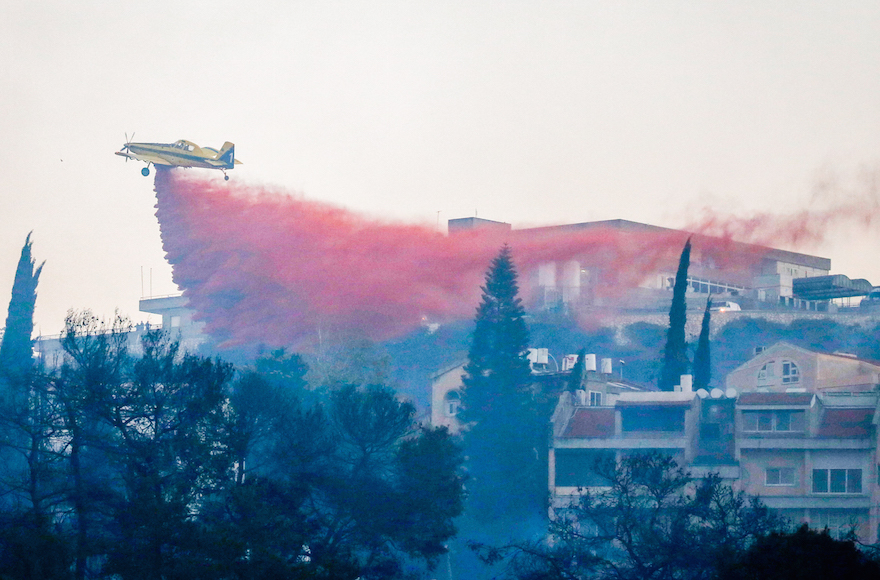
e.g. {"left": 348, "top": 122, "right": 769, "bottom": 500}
{"left": 817, "top": 408, "right": 874, "bottom": 438}
{"left": 562, "top": 407, "right": 616, "bottom": 438}
{"left": 738, "top": 392, "right": 814, "bottom": 406}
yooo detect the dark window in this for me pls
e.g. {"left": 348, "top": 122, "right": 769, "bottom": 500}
{"left": 742, "top": 410, "right": 805, "bottom": 433}
{"left": 813, "top": 469, "right": 828, "bottom": 493}
{"left": 849, "top": 469, "right": 862, "bottom": 493}
{"left": 621, "top": 407, "right": 685, "bottom": 433}
{"left": 775, "top": 412, "right": 792, "bottom": 431}
{"left": 766, "top": 467, "right": 795, "bottom": 486}
{"left": 830, "top": 469, "right": 846, "bottom": 493}
{"left": 813, "top": 469, "right": 862, "bottom": 494}
{"left": 782, "top": 360, "right": 800, "bottom": 384}
{"left": 757, "top": 361, "right": 775, "bottom": 385}
{"left": 555, "top": 449, "right": 615, "bottom": 487}
{"left": 444, "top": 391, "right": 460, "bottom": 416}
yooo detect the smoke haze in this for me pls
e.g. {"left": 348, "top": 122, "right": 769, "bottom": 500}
{"left": 154, "top": 169, "right": 872, "bottom": 349}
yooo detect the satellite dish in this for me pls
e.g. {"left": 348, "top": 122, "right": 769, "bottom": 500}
{"left": 725, "top": 388, "right": 738, "bottom": 399}
{"left": 696, "top": 389, "right": 709, "bottom": 399}
{"left": 710, "top": 388, "right": 724, "bottom": 399}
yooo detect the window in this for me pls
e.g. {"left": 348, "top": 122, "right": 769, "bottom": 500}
{"left": 621, "top": 407, "right": 685, "bottom": 433}
{"left": 775, "top": 411, "right": 791, "bottom": 430}
{"left": 812, "top": 510, "right": 863, "bottom": 540}
{"left": 773, "top": 411, "right": 805, "bottom": 432}
{"left": 742, "top": 411, "right": 805, "bottom": 433}
{"left": 813, "top": 469, "right": 862, "bottom": 494}
{"left": 766, "top": 467, "right": 796, "bottom": 486}
{"left": 757, "top": 362, "right": 775, "bottom": 385}
{"left": 555, "top": 449, "right": 615, "bottom": 487}
{"left": 782, "top": 360, "right": 800, "bottom": 384}
{"left": 444, "top": 391, "right": 460, "bottom": 417}
{"left": 170, "top": 315, "right": 181, "bottom": 328}
{"left": 589, "top": 391, "right": 602, "bottom": 406}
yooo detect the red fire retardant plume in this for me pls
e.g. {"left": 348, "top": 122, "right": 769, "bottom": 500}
{"left": 152, "top": 169, "right": 845, "bottom": 349}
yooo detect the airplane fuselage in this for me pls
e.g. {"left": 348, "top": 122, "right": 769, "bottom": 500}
{"left": 116, "top": 139, "right": 241, "bottom": 178}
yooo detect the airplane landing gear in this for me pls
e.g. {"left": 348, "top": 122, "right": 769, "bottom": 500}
{"left": 141, "top": 167, "right": 150, "bottom": 177}
{"left": 224, "top": 174, "right": 230, "bottom": 181}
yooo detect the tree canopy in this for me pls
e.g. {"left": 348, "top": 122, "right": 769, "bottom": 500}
{"left": 0, "top": 313, "right": 466, "bottom": 580}
{"left": 718, "top": 524, "right": 880, "bottom": 580}
{"left": 477, "top": 452, "right": 783, "bottom": 580}
{"left": 693, "top": 297, "right": 712, "bottom": 390}
{"left": 459, "top": 245, "right": 544, "bottom": 525}
{"left": 0, "top": 232, "right": 44, "bottom": 383}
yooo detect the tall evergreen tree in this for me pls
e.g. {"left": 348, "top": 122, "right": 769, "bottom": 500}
{"left": 460, "top": 245, "right": 532, "bottom": 395}
{"left": 0, "top": 232, "right": 44, "bottom": 382}
{"left": 694, "top": 297, "right": 712, "bottom": 390}
{"left": 0, "top": 234, "right": 56, "bottom": 579}
{"left": 459, "top": 245, "right": 540, "bottom": 524}
{"left": 660, "top": 237, "right": 691, "bottom": 391}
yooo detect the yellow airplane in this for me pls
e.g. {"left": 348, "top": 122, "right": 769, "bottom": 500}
{"left": 115, "top": 137, "right": 242, "bottom": 180}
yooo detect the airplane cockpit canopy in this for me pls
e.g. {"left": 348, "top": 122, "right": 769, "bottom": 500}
{"left": 173, "top": 140, "right": 196, "bottom": 151}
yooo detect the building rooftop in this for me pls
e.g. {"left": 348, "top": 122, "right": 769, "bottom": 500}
{"left": 738, "top": 392, "right": 815, "bottom": 406}
{"left": 561, "top": 407, "right": 616, "bottom": 438}
{"left": 519, "top": 219, "right": 831, "bottom": 270}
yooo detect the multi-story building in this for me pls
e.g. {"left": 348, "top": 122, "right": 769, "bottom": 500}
{"left": 735, "top": 390, "right": 878, "bottom": 541}
{"left": 727, "top": 341, "right": 880, "bottom": 394}
{"left": 550, "top": 386, "right": 707, "bottom": 497}
{"left": 549, "top": 343, "right": 880, "bottom": 543}
{"left": 448, "top": 217, "right": 855, "bottom": 313}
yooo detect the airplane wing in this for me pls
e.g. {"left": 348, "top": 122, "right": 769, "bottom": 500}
{"left": 114, "top": 150, "right": 175, "bottom": 166}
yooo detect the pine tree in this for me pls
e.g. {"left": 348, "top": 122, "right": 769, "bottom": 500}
{"left": 460, "top": 245, "right": 532, "bottom": 396}
{"left": 660, "top": 237, "right": 691, "bottom": 391}
{"left": 0, "top": 232, "right": 44, "bottom": 382}
{"left": 459, "top": 245, "right": 540, "bottom": 524}
{"left": 694, "top": 297, "right": 712, "bottom": 390}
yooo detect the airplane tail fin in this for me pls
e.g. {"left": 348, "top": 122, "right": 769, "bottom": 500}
{"left": 218, "top": 142, "right": 236, "bottom": 167}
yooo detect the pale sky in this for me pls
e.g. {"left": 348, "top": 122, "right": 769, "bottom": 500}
{"left": 2, "top": 1, "right": 879, "bottom": 337}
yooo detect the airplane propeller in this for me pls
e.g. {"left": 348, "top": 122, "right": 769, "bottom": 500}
{"left": 122, "top": 133, "right": 135, "bottom": 159}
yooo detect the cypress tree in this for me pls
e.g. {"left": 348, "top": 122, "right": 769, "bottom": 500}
{"left": 0, "top": 232, "right": 44, "bottom": 383}
{"left": 660, "top": 237, "right": 691, "bottom": 391}
{"left": 694, "top": 297, "right": 712, "bottom": 390}
{"left": 459, "top": 245, "right": 539, "bottom": 523}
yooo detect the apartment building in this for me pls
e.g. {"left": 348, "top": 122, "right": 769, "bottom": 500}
{"left": 735, "top": 391, "right": 878, "bottom": 541}
{"left": 549, "top": 343, "right": 880, "bottom": 543}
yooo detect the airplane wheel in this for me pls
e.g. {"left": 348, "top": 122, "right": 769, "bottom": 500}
{"left": 141, "top": 167, "right": 150, "bottom": 177}
{"left": 224, "top": 175, "right": 229, "bottom": 181}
